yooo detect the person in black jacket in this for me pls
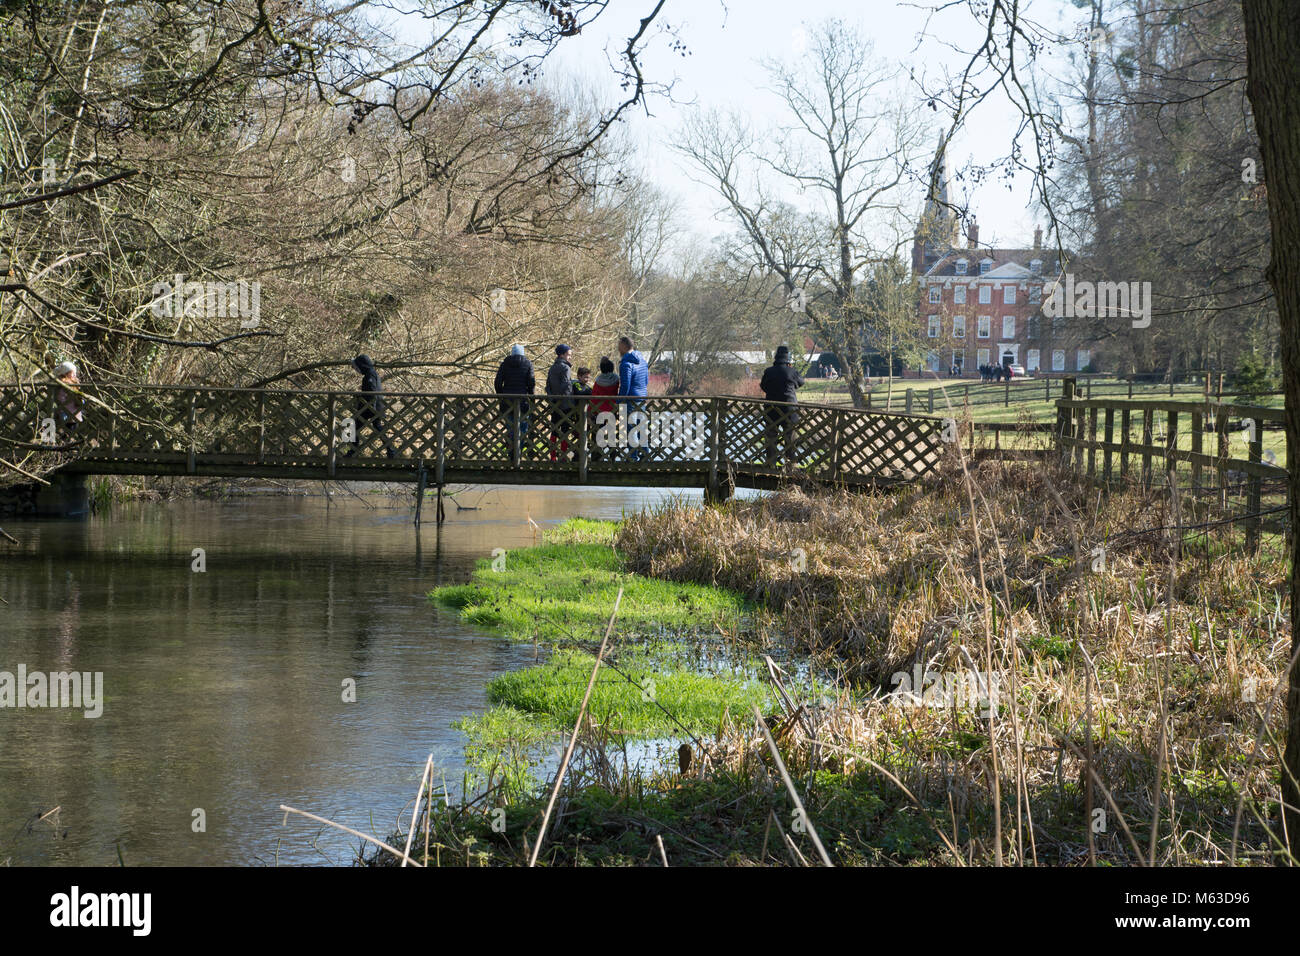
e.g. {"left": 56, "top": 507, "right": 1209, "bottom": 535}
{"left": 347, "top": 354, "right": 396, "bottom": 459}
{"left": 759, "top": 345, "right": 805, "bottom": 466}
{"left": 546, "top": 344, "right": 575, "bottom": 461}
{"left": 495, "top": 345, "right": 535, "bottom": 462}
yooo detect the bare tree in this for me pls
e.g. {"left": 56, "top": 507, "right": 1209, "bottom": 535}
{"left": 676, "top": 19, "right": 931, "bottom": 408}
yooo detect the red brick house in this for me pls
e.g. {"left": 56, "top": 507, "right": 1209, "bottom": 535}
{"left": 910, "top": 153, "right": 1098, "bottom": 376}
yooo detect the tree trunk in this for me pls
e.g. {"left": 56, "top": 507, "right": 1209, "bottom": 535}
{"left": 1242, "top": 0, "right": 1300, "bottom": 858}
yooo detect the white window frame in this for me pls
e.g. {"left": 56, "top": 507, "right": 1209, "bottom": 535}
{"left": 1030, "top": 258, "right": 1042, "bottom": 274}
{"left": 977, "top": 316, "right": 991, "bottom": 339}
{"left": 980, "top": 258, "right": 993, "bottom": 274}
{"left": 952, "top": 350, "right": 964, "bottom": 371}
{"left": 955, "top": 259, "right": 968, "bottom": 275}
{"left": 978, "top": 285, "right": 992, "bottom": 304}
{"left": 1027, "top": 349, "right": 1040, "bottom": 372}
{"left": 953, "top": 285, "right": 966, "bottom": 304}
{"left": 953, "top": 315, "right": 965, "bottom": 338}
{"left": 1077, "top": 349, "right": 1091, "bottom": 370}
{"left": 1003, "top": 285, "right": 1016, "bottom": 305}
{"left": 928, "top": 287, "right": 941, "bottom": 304}
{"left": 928, "top": 314, "right": 940, "bottom": 338}
{"left": 1052, "top": 350, "right": 1065, "bottom": 372}
{"left": 1002, "top": 315, "right": 1015, "bottom": 339}
{"left": 977, "top": 348, "right": 990, "bottom": 367}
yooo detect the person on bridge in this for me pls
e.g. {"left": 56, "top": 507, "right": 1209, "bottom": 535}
{"left": 494, "top": 344, "right": 535, "bottom": 463}
{"left": 52, "top": 361, "right": 84, "bottom": 432}
{"left": 590, "top": 357, "right": 619, "bottom": 461}
{"left": 760, "top": 345, "right": 804, "bottom": 467}
{"left": 546, "top": 344, "right": 576, "bottom": 461}
{"left": 617, "top": 336, "right": 649, "bottom": 461}
{"left": 346, "top": 354, "right": 396, "bottom": 459}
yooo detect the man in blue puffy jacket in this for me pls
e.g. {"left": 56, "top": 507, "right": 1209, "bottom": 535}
{"left": 617, "top": 336, "right": 649, "bottom": 460}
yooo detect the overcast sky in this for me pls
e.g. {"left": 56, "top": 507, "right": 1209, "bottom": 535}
{"left": 388, "top": 0, "right": 1094, "bottom": 257}
{"left": 540, "top": 0, "right": 1090, "bottom": 255}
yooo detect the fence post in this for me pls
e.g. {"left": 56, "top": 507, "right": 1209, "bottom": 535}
{"left": 1120, "top": 407, "right": 1131, "bottom": 480}
{"left": 1141, "top": 408, "right": 1154, "bottom": 490}
{"left": 257, "top": 390, "right": 266, "bottom": 463}
{"left": 905, "top": 389, "right": 913, "bottom": 414}
{"left": 1191, "top": 408, "right": 1203, "bottom": 495}
{"left": 1004, "top": 381, "right": 1010, "bottom": 406}
{"left": 435, "top": 398, "right": 445, "bottom": 485}
{"left": 1128, "top": 378, "right": 1133, "bottom": 400}
{"left": 707, "top": 397, "right": 722, "bottom": 501}
{"left": 1103, "top": 407, "right": 1114, "bottom": 486}
{"left": 1166, "top": 409, "right": 1178, "bottom": 487}
{"left": 1087, "top": 405, "right": 1098, "bottom": 480}
{"left": 186, "top": 391, "right": 197, "bottom": 475}
{"left": 576, "top": 396, "right": 588, "bottom": 483}
{"left": 928, "top": 388, "right": 934, "bottom": 414}
{"left": 1246, "top": 421, "right": 1263, "bottom": 553}
{"left": 327, "top": 392, "right": 337, "bottom": 477}
{"left": 1057, "top": 376, "right": 1076, "bottom": 468}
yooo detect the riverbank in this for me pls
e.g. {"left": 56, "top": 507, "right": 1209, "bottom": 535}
{"left": 377, "top": 460, "right": 1291, "bottom": 866}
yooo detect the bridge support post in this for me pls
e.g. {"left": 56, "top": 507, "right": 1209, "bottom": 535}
{"left": 30, "top": 472, "right": 90, "bottom": 517}
{"left": 415, "top": 459, "right": 426, "bottom": 527}
{"left": 436, "top": 484, "right": 445, "bottom": 525}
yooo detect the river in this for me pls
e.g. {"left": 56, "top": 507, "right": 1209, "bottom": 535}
{"left": 0, "top": 484, "right": 696, "bottom": 866}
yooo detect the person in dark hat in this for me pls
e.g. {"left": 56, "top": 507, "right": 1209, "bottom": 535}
{"left": 495, "top": 344, "right": 535, "bottom": 463}
{"left": 759, "top": 345, "right": 805, "bottom": 467}
{"left": 346, "top": 354, "right": 396, "bottom": 459}
{"left": 546, "top": 344, "right": 575, "bottom": 461}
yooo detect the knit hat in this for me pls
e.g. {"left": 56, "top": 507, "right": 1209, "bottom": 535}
{"left": 774, "top": 345, "right": 792, "bottom": 365}
{"left": 556, "top": 344, "right": 571, "bottom": 356}
{"left": 511, "top": 344, "right": 525, "bottom": 356}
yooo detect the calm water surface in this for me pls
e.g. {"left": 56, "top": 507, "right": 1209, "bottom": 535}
{"left": 0, "top": 484, "right": 695, "bottom": 865}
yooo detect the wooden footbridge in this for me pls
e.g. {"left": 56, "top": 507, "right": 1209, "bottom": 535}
{"left": 1, "top": 385, "right": 948, "bottom": 506}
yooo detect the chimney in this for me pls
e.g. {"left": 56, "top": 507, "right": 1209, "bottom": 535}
{"left": 966, "top": 221, "right": 979, "bottom": 249}
{"left": 1033, "top": 225, "right": 1042, "bottom": 250}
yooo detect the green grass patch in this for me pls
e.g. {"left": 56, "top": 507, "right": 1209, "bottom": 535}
{"left": 485, "top": 647, "right": 772, "bottom": 738}
{"left": 432, "top": 520, "right": 748, "bottom": 643}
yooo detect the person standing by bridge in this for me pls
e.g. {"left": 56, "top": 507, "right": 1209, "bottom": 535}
{"left": 617, "top": 336, "right": 648, "bottom": 461}
{"left": 494, "top": 344, "right": 535, "bottom": 465}
{"left": 347, "top": 354, "right": 396, "bottom": 459}
{"left": 546, "top": 344, "right": 576, "bottom": 461}
{"left": 760, "top": 345, "right": 804, "bottom": 466}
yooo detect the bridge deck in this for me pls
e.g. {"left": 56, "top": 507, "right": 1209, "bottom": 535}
{"left": 1, "top": 386, "right": 948, "bottom": 495}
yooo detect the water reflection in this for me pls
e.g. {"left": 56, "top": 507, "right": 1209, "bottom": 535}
{"left": 0, "top": 484, "right": 698, "bottom": 865}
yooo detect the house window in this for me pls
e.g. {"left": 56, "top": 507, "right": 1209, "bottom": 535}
{"left": 953, "top": 315, "right": 965, "bottom": 338}
{"left": 977, "top": 348, "right": 990, "bottom": 367}
{"left": 980, "top": 258, "right": 993, "bottom": 274}
{"left": 1027, "top": 315, "right": 1040, "bottom": 339}
{"left": 977, "top": 316, "right": 990, "bottom": 338}
{"left": 928, "top": 287, "right": 941, "bottom": 304}
{"left": 1002, "top": 316, "right": 1015, "bottom": 339}
{"left": 952, "top": 351, "right": 964, "bottom": 372}
{"left": 978, "top": 285, "right": 992, "bottom": 304}
{"left": 1052, "top": 350, "right": 1065, "bottom": 372}
{"left": 1027, "top": 349, "right": 1040, "bottom": 371}
{"left": 1003, "top": 285, "right": 1016, "bottom": 305}
{"left": 1052, "top": 315, "right": 1064, "bottom": 336}
{"left": 928, "top": 314, "right": 940, "bottom": 338}
{"left": 955, "top": 259, "right": 968, "bottom": 275}
{"left": 953, "top": 285, "right": 966, "bottom": 304}
{"left": 1077, "top": 349, "right": 1091, "bottom": 371}
{"left": 1030, "top": 258, "right": 1042, "bottom": 274}
{"left": 1029, "top": 285, "right": 1041, "bottom": 305}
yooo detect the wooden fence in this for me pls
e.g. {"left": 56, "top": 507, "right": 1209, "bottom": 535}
{"left": 1054, "top": 379, "right": 1290, "bottom": 549}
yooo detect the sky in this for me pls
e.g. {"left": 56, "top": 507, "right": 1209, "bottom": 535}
{"left": 539, "top": 0, "right": 1091, "bottom": 255}
{"left": 387, "top": 0, "right": 1095, "bottom": 258}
